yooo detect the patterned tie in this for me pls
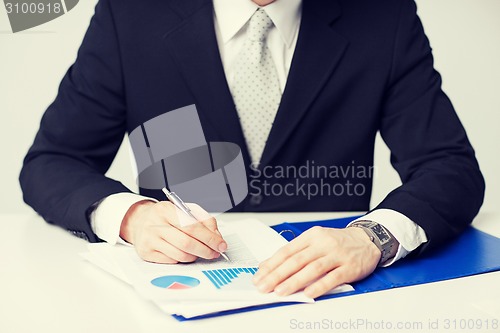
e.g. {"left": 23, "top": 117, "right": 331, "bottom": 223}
{"left": 230, "top": 9, "right": 282, "bottom": 166}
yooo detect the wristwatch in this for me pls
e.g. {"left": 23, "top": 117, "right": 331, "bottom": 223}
{"left": 349, "top": 220, "right": 398, "bottom": 265}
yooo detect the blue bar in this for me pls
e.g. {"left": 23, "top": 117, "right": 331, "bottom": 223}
{"left": 206, "top": 270, "right": 223, "bottom": 288}
{"left": 204, "top": 267, "right": 261, "bottom": 289}
{"left": 216, "top": 269, "right": 230, "bottom": 283}
{"left": 208, "top": 270, "right": 223, "bottom": 288}
{"left": 226, "top": 268, "right": 237, "bottom": 278}
{"left": 224, "top": 268, "right": 236, "bottom": 280}
{"left": 219, "top": 269, "right": 232, "bottom": 282}
{"left": 213, "top": 270, "right": 229, "bottom": 284}
{"left": 203, "top": 271, "right": 221, "bottom": 289}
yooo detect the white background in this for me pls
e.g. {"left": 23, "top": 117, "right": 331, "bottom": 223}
{"left": 1, "top": 0, "right": 499, "bottom": 215}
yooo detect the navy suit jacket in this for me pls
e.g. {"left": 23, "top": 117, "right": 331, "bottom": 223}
{"left": 20, "top": 0, "right": 484, "bottom": 254}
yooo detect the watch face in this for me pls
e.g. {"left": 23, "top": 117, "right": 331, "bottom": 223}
{"left": 372, "top": 224, "right": 391, "bottom": 245}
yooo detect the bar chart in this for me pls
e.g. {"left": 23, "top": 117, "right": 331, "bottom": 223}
{"left": 202, "top": 267, "right": 259, "bottom": 290}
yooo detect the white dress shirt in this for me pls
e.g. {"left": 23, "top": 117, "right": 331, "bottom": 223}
{"left": 91, "top": 0, "right": 428, "bottom": 265}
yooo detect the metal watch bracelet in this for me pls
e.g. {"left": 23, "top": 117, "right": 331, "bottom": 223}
{"left": 349, "top": 220, "right": 398, "bottom": 265}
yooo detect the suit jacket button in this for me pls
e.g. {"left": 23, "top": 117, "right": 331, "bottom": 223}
{"left": 249, "top": 194, "right": 263, "bottom": 206}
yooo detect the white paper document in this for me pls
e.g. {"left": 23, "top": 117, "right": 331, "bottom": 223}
{"left": 82, "top": 218, "right": 354, "bottom": 318}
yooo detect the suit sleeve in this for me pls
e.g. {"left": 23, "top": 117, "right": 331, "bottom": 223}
{"left": 19, "top": 0, "right": 131, "bottom": 242}
{"left": 376, "top": 0, "right": 485, "bottom": 254}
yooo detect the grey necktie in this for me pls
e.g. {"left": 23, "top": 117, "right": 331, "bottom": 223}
{"left": 230, "top": 9, "right": 282, "bottom": 166}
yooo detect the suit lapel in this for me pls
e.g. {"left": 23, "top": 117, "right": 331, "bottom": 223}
{"left": 259, "top": 0, "right": 348, "bottom": 167}
{"left": 163, "top": 0, "right": 252, "bottom": 167}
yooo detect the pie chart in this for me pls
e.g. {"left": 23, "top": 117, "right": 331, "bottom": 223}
{"left": 151, "top": 275, "right": 200, "bottom": 290}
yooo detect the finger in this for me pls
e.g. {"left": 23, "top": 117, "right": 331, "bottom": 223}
{"left": 274, "top": 256, "right": 340, "bottom": 296}
{"left": 199, "top": 218, "right": 224, "bottom": 241}
{"left": 134, "top": 227, "right": 191, "bottom": 263}
{"left": 155, "top": 201, "right": 197, "bottom": 227}
{"left": 203, "top": 220, "right": 225, "bottom": 244}
{"left": 158, "top": 224, "right": 220, "bottom": 260}
{"left": 254, "top": 247, "right": 322, "bottom": 293}
{"left": 150, "top": 237, "right": 198, "bottom": 263}
{"left": 182, "top": 221, "right": 227, "bottom": 253}
{"left": 253, "top": 235, "right": 311, "bottom": 283}
{"left": 139, "top": 250, "right": 178, "bottom": 264}
{"left": 304, "top": 266, "right": 349, "bottom": 299}
{"left": 154, "top": 202, "right": 226, "bottom": 256}
{"left": 187, "top": 203, "right": 224, "bottom": 237}
{"left": 199, "top": 218, "right": 219, "bottom": 234}
{"left": 187, "top": 203, "right": 212, "bottom": 223}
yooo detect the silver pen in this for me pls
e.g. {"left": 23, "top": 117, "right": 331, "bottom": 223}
{"left": 162, "top": 187, "right": 230, "bottom": 262}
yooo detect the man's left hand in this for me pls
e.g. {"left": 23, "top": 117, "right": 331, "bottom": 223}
{"left": 252, "top": 226, "right": 381, "bottom": 298}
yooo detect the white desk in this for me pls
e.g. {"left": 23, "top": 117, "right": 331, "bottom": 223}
{"left": 1, "top": 212, "right": 499, "bottom": 333}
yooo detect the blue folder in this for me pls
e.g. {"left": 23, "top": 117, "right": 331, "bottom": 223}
{"left": 174, "top": 216, "right": 500, "bottom": 321}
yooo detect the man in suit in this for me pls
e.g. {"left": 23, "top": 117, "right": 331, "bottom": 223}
{"left": 20, "top": 0, "right": 484, "bottom": 298}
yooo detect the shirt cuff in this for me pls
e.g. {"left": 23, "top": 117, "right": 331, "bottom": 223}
{"left": 89, "top": 193, "right": 158, "bottom": 245}
{"left": 348, "top": 208, "right": 428, "bottom": 267}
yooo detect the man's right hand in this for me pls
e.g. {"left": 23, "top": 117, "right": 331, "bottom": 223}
{"left": 119, "top": 200, "right": 227, "bottom": 264}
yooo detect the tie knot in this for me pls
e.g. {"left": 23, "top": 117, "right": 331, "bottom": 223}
{"left": 247, "top": 9, "right": 274, "bottom": 42}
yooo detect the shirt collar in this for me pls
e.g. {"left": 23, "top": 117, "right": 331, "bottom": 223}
{"left": 213, "top": 0, "right": 302, "bottom": 48}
